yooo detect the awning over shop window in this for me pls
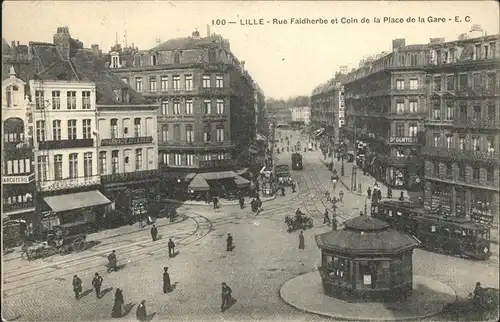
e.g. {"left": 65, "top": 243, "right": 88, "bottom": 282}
{"left": 236, "top": 168, "right": 249, "bottom": 175}
{"left": 188, "top": 175, "right": 210, "bottom": 192}
{"left": 43, "top": 190, "right": 111, "bottom": 213}
{"left": 201, "top": 171, "right": 237, "bottom": 180}
{"left": 161, "top": 172, "right": 196, "bottom": 181}
{"left": 233, "top": 175, "right": 251, "bottom": 188}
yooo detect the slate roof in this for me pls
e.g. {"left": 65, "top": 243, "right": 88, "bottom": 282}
{"left": 151, "top": 36, "right": 222, "bottom": 51}
{"left": 398, "top": 44, "right": 428, "bottom": 52}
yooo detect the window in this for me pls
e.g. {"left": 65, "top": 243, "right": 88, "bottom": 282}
{"left": 433, "top": 134, "right": 440, "bottom": 147}
{"left": 396, "top": 79, "right": 404, "bottom": 90}
{"left": 82, "top": 91, "right": 91, "bottom": 109}
{"left": 68, "top": 119, "right": 77, "bottom": 140}
{"left": 185, "top": 99, "right": 193, "bottom": 115}
{"left": 111, "top": 119, "right": 118, "bottom": 138}
{"left": 185, "top": 75, "right": 193, "bottom": 91}
{"left": 5, "top": 85, "right": 19, "bottom": 107}
{"left": 99, "top": 151, "right": 107, "bottom": 174}
{"left": 134, "top": 118, "right": 141, "bottom": 137}
{"left": 111, "top": 55, "right": 119, "bottom": 68}
{"left": 173, "top": 100, "right": 181, "bottom": 114}
{"left": 67, "top": 91, "right": 76, "bottom": 109}
{"left": 135, "top": 77, "right": 143, "bottom": 92}
{"left": 186, "top": 125, "right": 194, "bottom": 143}
{"left": 474, "top": 44, "right": 481, "bottom": 60}
{"left": 208, "top": 49, "right": 216, "bottom": 63}
{"left": 203, "top": 100, "right": 212, "bottom": 114}
{"left": 204, "top": 127, "right": 211, "bottom": 142}
{"left": 161, "top": 125, "right": 169, "bottom": 142}
{"left": 473, "top": 105, "right": 481, "bottom": 119}
{"left": 490, "top": 42, "right": 496, "bottom": 58}
{"left": 396, "top": 101, "right": 404, "bottom": 114}
{"left": 446, "top": 135, "right": 453, "bottom": 149}
{"left": 52, "top": 120, "right": 61, "bottom": 140}
{"left": 445, "top": 101, "right": 454, "bottom": 120}
{"left": 217, "top": 152, "right": 225, "bottom": 160}
{"left": 459, "top": 74, "right": 468, "bottom": 90}
{"left": 433, "top": 103, "right": 441, "bottom": 120}
{"left": 472, "top": 73, "right": 481, "bottom": 90}
{"left": 54, "top": 154, "right": 63, "bottom": 180}
{"left": 174, "top": 154, "right": 182, "bottom": 166}
{"left": 472, "top": 167, "right": 480, "bottom": 181}
{"left": 443, "top": 51, "right": 449, "bottom": 63}
{"left": 161, "top": 100, "right": 168, "bottom": 115}
{"left": 203, "top": 75, "right": 211, "bottom": 88}
{"left": 174, "top": 124, "right": 181, "bottom": 141}
{"left": 134, "top": 55, "right": 142, "bottom": 67}
{"left": 173, "top": 52, "right": 180, "bottom": 64}
{"left": 69, "top": 153, "right": 78, "bottom": 178}
{"left": 446, "top": 75, "right": 455, "bottom": 91}
{"left": 216, "top": 99, "right": 224, "bottom": 114}
{"left": 409, "top": 79, "right": 418, "bottom": 90}
{"left": 487, "top": 73, "right": 496, "bottom": 90}
{"left": 449, "top": 48, "right": 455, "bottom": 63}
{"left": 459, "top": 102, "right": 467, "bottom": 120}
{"left": 216, "top": 75, "right": 224, "bottom": 88}
{"left": 111, "top": 150, "right": 119, "bottom": 174}
{"left": 37, "top": 155, "right": 47, "bottom": 181}
{"left": 472, "top": 137, "right": 480, "bottom": 151}
{"left": 433, "top": 76, "right": 441, "bottom": 92}
{"left": 487, "top": 137, "right": 495, "bottom": 152}
{"left": 203, "top": 153, "right": 212, "bottom": 161}
{"left": 409, "top": 100, "right": 418, "bottom": 113}
{"left": 35, "top": 90, "right": 44, "bottom": 109}
{"left": 81, "top": 119, "right": 91, "bottom": 139}
{"left": 395, "top": 123, "right": 404, "bottom": 137}
{"left": 135, "top": 149, "right": 143, "bottom": 170}
{"left": 410, "top": 54, "right": 418, "bottom": 66}
{"left": 150, "top": 55, "right": 157, "bottom": 66}
{"left": 149, "top": 76, "right": 157, "bottom": 92}
{"left": 459, "top": 137, "right": 466, "bottom": 150}
{"left": 161, "top": 76, "right": 168, "bottom": 91}
{"left": 84, "top": 152, "right": 92, "bottom": 178}
{"left": 486, "top": 167, "right": 494, "bottom": 182}
{"left": 458, "top": 163, "right": 465, "bottom": 180}
{"left": 409, "top": 124, "right": 418, "bottom": 137}
{"left": 5, "top": 158, "right": 31, "bottom": 175}
{"left": 216, "top": 127, "right": 224, "bottom": 142}
{"left": 186, "top": 154, "right": 194, "bottom": 166}
{"left": 52, "top": 91, "right": 61, "bottom": 109}
{"left": 488, "top": 104, "right": 495, "bottom": 120}
{"left": 172, "top": 75, "right": 180, "bottom": 90}
{"left": 445, "top": 162, "right": 453, "bottom": 179}
{"left": 36, "top": 120, "right": 45, "bottom": 142}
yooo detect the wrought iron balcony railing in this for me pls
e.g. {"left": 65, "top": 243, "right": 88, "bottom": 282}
{"left": 3, "top": 138, "right": 33, "bottom": 150}
{"left": 101, "top": 170, "right": 160, "bottom": 184}
{"left": 38, "top": 175, "right": 101, "bottom": 192}
{"left": 100, "top": 136, "right": 153, "bottom": 147}
{"left": 422, "top": 146, "right": 500, "bottom": 163}
{"left": 38, "top": 139, "right": 94, "bottom": 150}
{"left": 159, "top": 141, "right": 236, "bottom": 150}
{"left": 452, "top": 117, "right": 498, "bottom": 129}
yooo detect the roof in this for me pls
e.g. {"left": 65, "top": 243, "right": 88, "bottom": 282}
{"left": 2, "top": 38, "right": 11, "bottom": 54}
{"left": 398, "top": 44, "right": 428, "bottom": 52}
{"left": 151, "top": 35, "right": 224, "bottom": 51}
{"left": 315, "top": 215, "right": 420, "bottom": 255}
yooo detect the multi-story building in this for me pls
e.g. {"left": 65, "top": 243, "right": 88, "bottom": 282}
{"left": 107, "top": 30, "right": 258, "bottom": 197}
{"left": 421, "top": 26, "right": 500, "bottom": 223}
{"left": 311, "top": 81, "right": 341, "bottom": 143}
{"left": 341, "top": 39, "right": 428, "bottom": 188}
{"left": 291, "top": 106, "right": 311, "bottom": 125}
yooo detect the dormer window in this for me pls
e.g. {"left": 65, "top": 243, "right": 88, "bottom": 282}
{"left": 5, "top": 85, "right": 19, "bottom": 107}
{"left": 150, "top": 54, "right": 157, "bottom": 66}
{"left": 173, "top": 51, "right": 180, "bottom": 64}
{"left": 111, "top": 52, "right": 120, "bottom": 68}
{"left": 121, "top": 88, "right": 129, "bottom": 103}
{"left": 134, "top": 55, "right": 142, "bottom": 67}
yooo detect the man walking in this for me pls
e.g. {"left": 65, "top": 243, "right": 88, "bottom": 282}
{"left": 291, "top": 181, "right": 296, "bottom": 193}
{"left": 339, "top": 190, "right": 344, "bottom": 202}
{"left": 168, "top": 238, "right": 175, "bottom": 258}
{"left": 298, "top": 231, "right": 305, "bottom": 250}
{"left": 226, "top": 233, "right": 233, "bottom": 251}
{"left": 323, "top": 209, "right": 330, "bottom": 224}
{"left": 150, "top": 224, "right": 158, "bottom": 242}
{"left": 72, "top": 275, "right": 82, "bottom": 300}
{"left": 367, "top": 186, "right": 372, "bottom": 199}
{"left": 92, "top": 272, "right": 103, "bottom": 298}
{"left": 221, "top": 282, "right": 233, "bottom": 312}
{"left": 163, "top": 267, "right": 171, "bottom": 293}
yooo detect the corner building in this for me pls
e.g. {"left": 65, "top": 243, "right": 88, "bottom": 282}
{"left": 422, "top": 33, "right": 500, "bottom": 224}
{"left": 342, "top": 39, "right": 428, "bottom": 188}
{"left": 108, "top": 30, "right": 258, "bottom": 198}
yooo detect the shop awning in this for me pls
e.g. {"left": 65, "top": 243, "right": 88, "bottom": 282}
{"left": 256, "top": 133, "right": 267, "bottom": 141}
{"left": 43, "top": 190, "right": 111, "bottom": 213}
{"left": 236, "top": 168, "right": 249, "bottom": 175}
{"left": 233, "top": 175, "right": 251, "bottom": 188}
{"left": 188, "top": 175, "right": 210, "bottom": 192}
{"left": 161, "top": 172, "right": 196, "bottom": 181}
{"left": 202, "top": 171, "right": 237, "bottom": 180}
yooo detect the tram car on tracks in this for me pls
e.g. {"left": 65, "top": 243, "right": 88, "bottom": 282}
{"left": 291, "top": 153, "right": 303, "bottom": 170}
{"left": 371, "top": 200, "right": 492, "bottom": 261}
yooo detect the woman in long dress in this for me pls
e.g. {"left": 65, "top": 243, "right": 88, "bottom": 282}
{"left": 112, "top": 288, "right": 124, "bottom": 318}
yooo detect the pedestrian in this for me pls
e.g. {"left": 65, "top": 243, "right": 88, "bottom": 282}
{"left": 72, "top": 274, "right": 83, "bottom": 300}
{"left": 387, "top": 187, "right": 392, "bottom": 199}
{"left": 213, "top": 196, "right": 219, "bottom": 209}
{"left": 163, "top": 267, "right": 171, "bottom": 293}
{"left": 360, "top": 211, "right": 364, "bottom": 216}
{"left": 239, "top": 195, "right": 244, "bottom": 209}
{"left": 339, "top": 190, "right": 344, "bottom": 202}
{"left": 281, "top": 186, "right": 285, "bottom": 196}
{"left": 372, "top": 189, "right": 379, "bottom": 204}
{"left": 111, "top": 288, "right": 124, "bottom": 318}
{"left": 92, "top": 272, "right": 103, "bottom": 298}
{"left": 221, "top": 282, "right": 233, "bottom": 312}
{"left": 298, "top": 231, "right": 305, "bottom": 250}
{"left": 367, "top": 186, "right": 372, "bottom": 199}
{"left": 107, "top": 250, "right": 118, "bottom": 273}
{"left": 226, "top": 233, "right": 233, "bottom": 251}
{"left": 332, "top": 215, "right": 338, "bottom": 231}
{"left": 136, "top": 300, "right": 147, "bottom": 321}
{"left": 150, "top": 224, "right": 158, "bottom": 242}
{"left": 323, "top": 209, "right": 330, "bottom": 224}
{"left": 168, "top": 238, "right": 175, "bottom": 258}
{"left": 291, "top": 181, "right": 296, "bottom": 193}
{"left": 399, "top": 191, "right": 404, "bottom": 202}
{"left": 377, "top": 188, "right": 382, "bottom": 201}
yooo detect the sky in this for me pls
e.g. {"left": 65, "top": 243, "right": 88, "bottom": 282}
{"left": 2, "top": 1, "right": 499, "bottom": 99}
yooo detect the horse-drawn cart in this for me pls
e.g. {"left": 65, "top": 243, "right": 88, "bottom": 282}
{"left": 285, "top": 212, "right": 313, "bottom": 232}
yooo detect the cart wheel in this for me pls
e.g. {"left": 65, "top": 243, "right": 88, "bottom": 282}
{"left": 73, "top": 238, "right": 86, "bottom": 252}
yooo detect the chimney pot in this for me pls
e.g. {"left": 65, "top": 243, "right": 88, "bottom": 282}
{"left": 17, "top": 41, "right": 20, "bottom": 46}
{"left": 11, "top": 40, "right": 15, "bottom": 47}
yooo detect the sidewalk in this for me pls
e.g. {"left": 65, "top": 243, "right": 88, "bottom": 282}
{"left": 164, "top": 194, "right": 276, "bottom": 207}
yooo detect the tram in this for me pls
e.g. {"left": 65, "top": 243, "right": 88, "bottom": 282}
{"left": 291, "top": 153, "right": 303, "bottom": 170}
{"left": 371, "top": 200, "right": 492, "bottom": 261}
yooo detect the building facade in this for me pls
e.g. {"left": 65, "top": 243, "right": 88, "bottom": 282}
{"left": 291, "top": 106, "right": 311, "bottom": 125}
{"left": 107, "top": 30, "right": 258, "bottom": 197}
{"left": 342, "top": 39, "right": 428, "bottom": 188}
{"left": 421, "top": 30, "right": 500, "bottom": 223}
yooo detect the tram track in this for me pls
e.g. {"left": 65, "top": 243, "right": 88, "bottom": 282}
{"left": 2, "top": 213, "right": 212, "bottom": 298}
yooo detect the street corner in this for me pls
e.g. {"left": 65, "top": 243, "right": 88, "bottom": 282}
{"left": 279, "top": 272, "right": 457, "bottom": 321}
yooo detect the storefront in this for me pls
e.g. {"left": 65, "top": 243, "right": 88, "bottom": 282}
{"left": 160, "top": 172, "right": 196, "bottom": 200}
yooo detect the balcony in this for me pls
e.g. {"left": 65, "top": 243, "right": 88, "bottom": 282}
{"left": 38, "top": 139, "right": 94, "bottom": 150}
{"left": 388, "top": 136, "right": 419, "bottom": 144}
{"left": 3, "top": 200, "right": 35, "bottom": 213}
{"left": 3, "top": 138, "right": 33, "bottom": 150}
{"left": 199, "top": 159, "right": 236, "bottom": 169}
{"left": 199, "top": 87, "right": 231, "bottom": 96}
{"left": 456, "top": 86, "right": 499, "bottom": 98}
{"left": 143, "top": 88, "right": 198, "bottom": 96}
{"left": 452, "top": 116, "right": 498, "bottom": 129}
{"left": 101, "top": 170, "right": 160, "bottom": 184}
{"left": 202, "top": 113, "right": 229, "bottom": 121}
{"left": 2, "top": 173, "right": 35, "bottom": 184}
{"left": 160, "top": 141, "right": 236, "bottom": 151}
{"left": 38, "top": 175, "right": 101, "bottom": 192}
{"left": 422, "top": 146, "right": 500, "bottom": 164}
{"left": 100, "top": 136, "right": 153, "bottom": 147}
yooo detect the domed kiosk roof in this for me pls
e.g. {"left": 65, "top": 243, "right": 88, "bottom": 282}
{"left": 315, "top": 215, "right": 420, "bottom": 255}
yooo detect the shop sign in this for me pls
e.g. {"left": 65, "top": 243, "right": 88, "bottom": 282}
{"left": 2, "top": 175, "right": 33, "bottom": 184}
{"left": 390, "top": 137, "right": 416, "bottom": 143}
{"left": 101, "top": 136, "right": 153, "bottom": 146}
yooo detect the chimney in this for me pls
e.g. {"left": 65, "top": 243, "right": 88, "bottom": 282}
{"left": 54, "top": 26, "right": 71, "bottom": 60}
{"left": 392, "top": 38, "right": 406, "bottom": 51}
{"left": 192, "top": 30, "right": 200, "bottom": 39}
{"left": 11, "top": 40, "right": 15, "bottom": 48}
{"left": 17, "top": 41, "right": 19, "bottom": 46}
